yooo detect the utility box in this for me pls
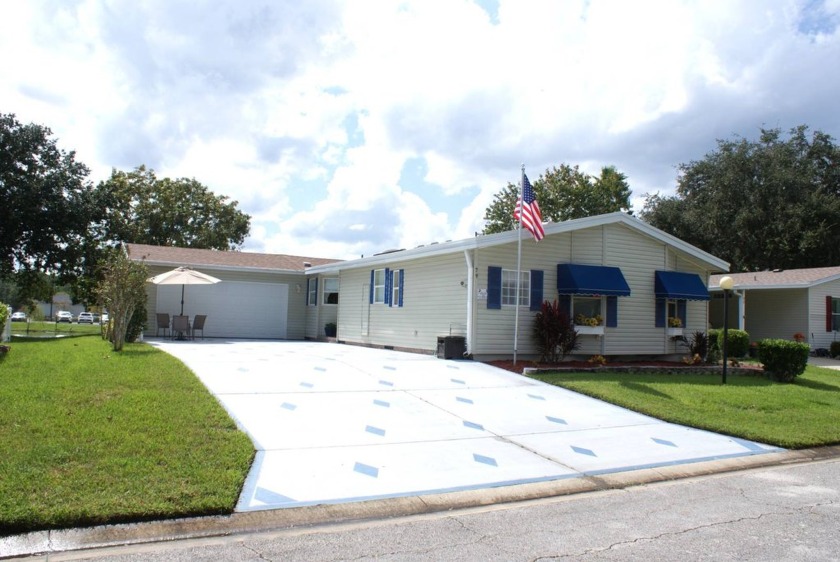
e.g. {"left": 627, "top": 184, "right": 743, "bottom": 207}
{"left": 436, "top": 336, "right": 465, "bottom": 359}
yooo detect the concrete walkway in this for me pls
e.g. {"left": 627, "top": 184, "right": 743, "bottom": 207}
{"left": 148, "top": 340, "right": 781, "bottom": 512}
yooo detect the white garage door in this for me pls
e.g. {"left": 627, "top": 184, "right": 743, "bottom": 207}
{"left": 156, "top": 281, "right": 288, "bottom": 339}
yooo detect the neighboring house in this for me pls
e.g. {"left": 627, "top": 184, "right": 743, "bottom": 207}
{"left": 34, "top": 292, "right": 85, "bottom": 320}
{"left": 709, "top": 266, "right": 840, "bottom": 350}
{"left": 127, "top": 244, "right": 340, "bottom": 339}
{"left": 305, "top": 212, "right": 727, "bottom": 360}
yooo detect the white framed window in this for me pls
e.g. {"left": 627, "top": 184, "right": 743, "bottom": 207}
{"left": 832, "top": 298, "right": 840, "bottom": 331}
{"left": 667, "top": 300, "right": 681, "bottom": 327}
{"left": 501, "top": 269, "right": 530, "bottom": 306}
{"left": 573, "top": 297, "right": 603, "bottom": 325}
{"left": 373, "top": 269, "right": 386, "bottom": 304}
{"left": 392, "top": 270, "right": 401, "bottom": 306}
{"left": 323, "top": 277, "right": 339, "bottom": 305}
{"left": 307, "top": 279, "right": 317, "bottom": 306}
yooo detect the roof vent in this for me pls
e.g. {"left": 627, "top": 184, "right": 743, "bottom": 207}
{"left": 303, "top": 262, "right": 312, "bottom": 268}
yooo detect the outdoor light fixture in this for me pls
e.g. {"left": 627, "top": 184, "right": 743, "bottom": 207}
{"left": 719, "top": 276, "right": 735, "bottom": 384}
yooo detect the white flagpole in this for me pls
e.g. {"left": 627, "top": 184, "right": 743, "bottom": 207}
{"left": 514, "top": 164, "right": 525, "bottom": 365}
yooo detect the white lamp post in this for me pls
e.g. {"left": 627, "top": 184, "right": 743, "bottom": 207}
{"left": 719, "top": 276, "right": 735, "bottom": 384}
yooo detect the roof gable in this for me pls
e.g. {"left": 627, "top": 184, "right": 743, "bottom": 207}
{"left": 126, "top": 243, "right": 341, "bottom": 273}
{"left": 308, "top": 212, "right": 729, "bottom": 274}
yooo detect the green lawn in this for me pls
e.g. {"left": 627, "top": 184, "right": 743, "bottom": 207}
{"left": 0, "top": 337, "right": 254, "bottom": 536}
{"left": 530, "top": 367, "right": 840, "bottom": 449}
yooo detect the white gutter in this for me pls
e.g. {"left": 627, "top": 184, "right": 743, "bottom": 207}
{"left": 464, "top": 249, "right": 474, "bottom": 356}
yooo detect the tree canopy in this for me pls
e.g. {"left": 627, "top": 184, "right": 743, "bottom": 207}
{"left": 0, "top": 113, "right": 100, "bottom": 279}
{"left": 483, "top": 164, "right": 632, "bottom": 234}
{"left": 96, "top": 166, "right": 251, "bottom": 251}
{"left": 641, "top": 125, "right": 840, "bottom": 272}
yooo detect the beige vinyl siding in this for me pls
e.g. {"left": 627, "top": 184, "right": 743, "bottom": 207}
{"left": 472, "top": 224, "right": 714, "bottom": 359}
{"left": 808, "top": 281, "right": 840, "bottom": 349}
{"left": 337, "top": 253, "right": 467, "bottom": 353}
{"left": 303, "top": 276, "right": 339, "bottom": 339}
{"left": 143, "top": 265, "right": 307, "bottom": 339}
{"left": 473, "top": 232, "right": 573, "bottom": 359}
{"left": 736, "top": 288, "right": 807, "bottom": 343}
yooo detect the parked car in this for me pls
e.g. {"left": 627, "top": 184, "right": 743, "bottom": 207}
{"left": 56, "top": 311, "right": 73, "bottom": 323}
{"left": 77, "top": 312, "right": 95, "bottom": 324}
{"left": 11, "top": 312, "right": 27, "bottom": 322}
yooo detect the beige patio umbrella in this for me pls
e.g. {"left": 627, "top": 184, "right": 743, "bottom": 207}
{"left": 147, "top": 267, "right": 221, "bottom": 316}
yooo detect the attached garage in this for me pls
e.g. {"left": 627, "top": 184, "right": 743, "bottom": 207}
{"left": 127, "top": 243, "right": 342, "bottom": 341}
{"left": 155, "top": 281, "right": 289, "bottom": 339}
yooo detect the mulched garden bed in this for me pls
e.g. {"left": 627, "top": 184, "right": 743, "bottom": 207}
{"left": 487, "top": 359, "right": 762, "bottom": 376}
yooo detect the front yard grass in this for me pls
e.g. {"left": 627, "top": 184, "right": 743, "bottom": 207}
{"left": 0, "top": 337, "right": 254, "bottom": 536}
{"left": 530, "top": 366, "right": 840, "bottom": 449}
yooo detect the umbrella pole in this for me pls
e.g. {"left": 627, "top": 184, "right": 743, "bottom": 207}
{"left": 180, "top": 284, "right": 185, "bottom": 316}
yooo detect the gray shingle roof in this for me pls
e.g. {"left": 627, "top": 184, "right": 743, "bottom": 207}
{"left": 126, "top": 243, "right": 342, "bottom": 272}
{"left": 710, "top": 266, "right": 840, "bottom": 290}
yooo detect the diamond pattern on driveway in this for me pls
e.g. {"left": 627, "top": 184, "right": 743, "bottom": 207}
{"left": 149, "top": 340, "right": 782, "bottom": 512}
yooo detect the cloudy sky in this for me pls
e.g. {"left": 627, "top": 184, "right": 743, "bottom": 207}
{"left": 3, "top": 0, "right": 839, "bottom": 260}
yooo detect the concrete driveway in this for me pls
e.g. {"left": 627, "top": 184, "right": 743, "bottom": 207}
{"left": 148, "top": 340, "right": 780, "bottom": 512}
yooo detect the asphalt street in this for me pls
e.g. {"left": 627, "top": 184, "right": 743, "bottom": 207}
{"left": 15, "top": 456, "right": 839, "bottom": 561}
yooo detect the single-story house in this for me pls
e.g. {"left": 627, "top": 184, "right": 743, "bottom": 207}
{"left": 304, "top": 212, "right": 727, "bottom": 360}
{"left": 127, "top": 244, "right": 340, "bottom": 339}
{"left": 709, "top": 267, "right": 840, "bottom": 349}
{"left": 130, "top": 212, "right": 729, "bottom": 360}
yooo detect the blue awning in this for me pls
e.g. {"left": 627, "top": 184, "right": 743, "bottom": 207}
{"left": 654, "top": 271, "right": 710, "bottom": 301}
{"left": 556, "top": 264, "right": 631, "bottom": 297}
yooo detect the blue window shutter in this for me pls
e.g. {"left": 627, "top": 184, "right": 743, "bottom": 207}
{"left": 488, "top": 266, "right": 502, "bottom": 309}
{"left": 369, "top": 270, "right": 374, "bottom": 304}
{"left": 677, "top": 300, "right": 687, "bottom": 327}
{"left": 530, "top": 270, "right": 543, "bottom": 311}
{"left": 655, "top": 298, "right": 665, "bottom": 327}
{"left": 606, "top": 296, "right": 618, "bottom": 327}
{"left": 385, "top": 268, "right": 391, "bottom": 306}
{"left": 399, "top": 269, "right": 405, "bottom": 307}
{"left": 559, "top": 295, "right": 571, "bottom": 318}
{"left": 313, "top": 277, "right": 318, "bottom": 307}
{"left": 306, "top": 278, "right": 311, "bottom": 305}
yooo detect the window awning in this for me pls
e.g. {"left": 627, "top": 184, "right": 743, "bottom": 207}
{"left": 556, "top": 264, "right": 631, "bottom": 297}
{"left": 654, "top": 271, "right": 710, "bottom": 301}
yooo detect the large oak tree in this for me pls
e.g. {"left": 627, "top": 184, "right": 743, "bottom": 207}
{"left": 483, "top": 164, "right": 632, "bottom": 234}
{"left": 96, "top": 165, "right": 251, "bottom": 250}
{"left": 641, "top": 126, "right": 840, "bottom": 272}
{"left": 0, "top": 113, "right": 100, "bottom": 279}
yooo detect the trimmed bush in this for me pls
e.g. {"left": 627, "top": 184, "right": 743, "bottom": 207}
{"left": 708, "top": 328, "right": 750, "bottom": 358}
{"left": 757, "top": 339, "right": 810, "bottom": 382}
{"left": 830, "top": 341, "right": 840, "bottom": 359}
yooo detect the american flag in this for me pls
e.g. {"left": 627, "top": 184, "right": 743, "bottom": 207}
{"left": 514, "top": 173, "right": 544, "bottom": 241}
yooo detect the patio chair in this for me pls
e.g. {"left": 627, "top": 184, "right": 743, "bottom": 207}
{"left": 172, "top": 315, "right": 191, "bottom": 340}
{"left": 155, "top": 313, "right": 170, "bottom": 338}
{"left": 191, "top": 315, "right": 207, "bottom": 340}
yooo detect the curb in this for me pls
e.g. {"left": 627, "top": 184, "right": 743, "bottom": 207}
{"left": 4, "top": 445, "right": 840, "bottom": 559}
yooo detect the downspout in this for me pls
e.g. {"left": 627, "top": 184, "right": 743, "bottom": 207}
{"left": 464, "top": 249, "right": 474, "bottom": 356}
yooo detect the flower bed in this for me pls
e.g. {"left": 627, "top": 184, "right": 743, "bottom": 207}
{"left": 488, "top": 359, "right": 761, "bottom": 377}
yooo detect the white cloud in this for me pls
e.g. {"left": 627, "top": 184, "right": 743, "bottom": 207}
{"left": 2, "top": 0, "right": 839, "bottom": 261}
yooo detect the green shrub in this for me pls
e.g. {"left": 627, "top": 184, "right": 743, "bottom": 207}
{"left": 830, "top": 341, "right": 840, "bottom": 359}
{"left": 0, "top": 302, "right": 9, "bottom": 327}
{"left": 708, "top": 328, "right": 750, "bottom": 357}
{"left": 757, "top": 339, "right": 810, "bottom": 382}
